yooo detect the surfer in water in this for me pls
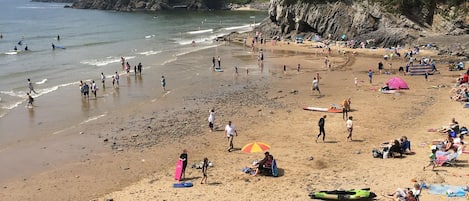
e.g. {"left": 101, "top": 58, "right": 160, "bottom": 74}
{"left": 57, "top": 35, "right": 60, "bottom": 41}
{"left": 14, "top": 46, "right": 17, "bottom": 51}
{"left": 52, "top": 43, "right": 55, "bottom": 50}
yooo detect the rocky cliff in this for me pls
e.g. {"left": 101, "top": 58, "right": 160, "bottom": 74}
{"left": 71, "top": 0, "right": 228, "bottom": 11}
{"left": 257, "top": 0, "right": 468, "bottom": 48}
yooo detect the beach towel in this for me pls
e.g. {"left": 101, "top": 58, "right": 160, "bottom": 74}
{"left": 428, "top": 184, "right": 467, "bottom": 197}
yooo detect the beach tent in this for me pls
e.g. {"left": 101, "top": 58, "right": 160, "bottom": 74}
{"left": 386, "top": 77, "right": 409, "bottom": 90}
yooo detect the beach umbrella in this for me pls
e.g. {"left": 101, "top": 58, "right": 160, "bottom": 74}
{"left": 241, "top": 142, "right": 270, "bottom": 153}
{"left": 386, "top": 77, "right": 409, "bottom": 90}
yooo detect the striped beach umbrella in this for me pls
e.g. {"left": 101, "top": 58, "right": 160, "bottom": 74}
{"left": 241, "top": 142, "right": 271, "bottom": 153}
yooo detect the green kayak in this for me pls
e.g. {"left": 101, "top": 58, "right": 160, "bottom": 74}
{"left": 309, "top": 189, "right": 374, "bottom": 200}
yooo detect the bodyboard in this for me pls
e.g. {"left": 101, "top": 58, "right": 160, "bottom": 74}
{"left": 174, "top": 159, "right": 183, "bottom": 181}
{"left": 214, "top": 68, "right": 224, "bottom": 72}
{"left": 173, "top": 182, "right": 193, "bottom": 188}
{"left": 271, "top": 159, "right": 278, "bottom": 177}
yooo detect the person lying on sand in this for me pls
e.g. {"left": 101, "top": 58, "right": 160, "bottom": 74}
{"left": 387, "top": 183, "right": 421, "bottom": 201}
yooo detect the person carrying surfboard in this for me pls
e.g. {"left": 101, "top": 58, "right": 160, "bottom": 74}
{"left": 179, "top": 149, "right": 188, "bottom": 181}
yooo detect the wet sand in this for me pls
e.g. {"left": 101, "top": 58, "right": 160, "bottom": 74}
{"left": 0, "top": 38, "right": 468, "bottom": 200}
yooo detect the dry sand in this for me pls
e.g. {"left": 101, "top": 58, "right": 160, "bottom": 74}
{"left": 1, "top": 38, "right": 468, "bottom": 201}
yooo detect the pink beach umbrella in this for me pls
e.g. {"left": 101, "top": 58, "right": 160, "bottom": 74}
{"left": 386, "top": 77, "right": 409, "bottom": 90}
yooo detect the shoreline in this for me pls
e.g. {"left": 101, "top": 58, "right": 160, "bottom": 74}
{"left": 1, "top": 36, "right": 468, "bottom": 200}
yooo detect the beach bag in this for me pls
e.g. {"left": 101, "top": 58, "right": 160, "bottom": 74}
{"left": 372, "top": 149, "right": 383, "bottom": 158}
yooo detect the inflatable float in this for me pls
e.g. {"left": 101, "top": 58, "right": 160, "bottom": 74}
{"left": 309, "top": 189, "right": 374, "bottom": 200}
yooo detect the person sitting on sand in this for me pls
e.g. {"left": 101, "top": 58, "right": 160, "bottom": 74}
{"left": 253, "top": 154, "right": 274, "bottom": 176}
{"left": 388, "top": 183, "right": 421, "bottom": 201}
{"left": 399, "top": 136, "right": 411, "bottom": 153}
{"left": 389, "top": 139, "right": 403, "bottom": 158}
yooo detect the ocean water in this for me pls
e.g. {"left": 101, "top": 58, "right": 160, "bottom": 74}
{"left": 0, "top": 0, "right": 266, "bottom": 118}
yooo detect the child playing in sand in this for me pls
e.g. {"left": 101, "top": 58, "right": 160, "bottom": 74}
{"left": 201, "top": 157, "right": 209, "bottom": 184}
{"left": 423, "top": 149, "right": 437, "bottom": 171}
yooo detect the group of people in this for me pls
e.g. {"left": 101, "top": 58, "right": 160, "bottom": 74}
{"left": 375, "top": 136, "right": 412, "bottom": 159}
{"left": 450, "top": 69, "right": 469, "bottom": 102}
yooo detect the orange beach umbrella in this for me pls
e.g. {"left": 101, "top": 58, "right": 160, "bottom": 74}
{"left": 241, "top": 142, "right": 271, "bottom": 153}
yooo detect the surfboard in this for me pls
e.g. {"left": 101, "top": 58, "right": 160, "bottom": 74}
{"left": 5, "top": 51, "right": 18, "bottom": 55}
{"left": 214, "top": 68, "right": 223, "bottom": 72}
{"left": 55, "top": 45, "right": 66, "bottom": 49}
{"left": 381, "top": 90, "right": 397, "bottom": 94}
{"left": 303, "top": 107, "right": 328, "bottom": 112}
{"left": 271, "top": 159, "right": 278, "bottom": 177}
{"left": 327, "top": 108, "right": 343, "bottom": 113}
{"left": 174, "top": 159, "right": 183, "bottom": 181}
{"left": 173, "top": 182, "right": 193, "bottom": 188}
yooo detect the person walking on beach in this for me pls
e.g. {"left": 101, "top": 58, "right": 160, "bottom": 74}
{"left": 225, "top": 121, "right": 238, "bottom": 152}
{"left": 212, "top": 57, "right": 216, "bottom": 68}
{"left": 114, "top": 72, "right": 120, "bottom": 88}
{"left": 315, "top": 115, "right": 327, "bottom": 143}
{"left": 208, "top": 109, "right": 215, "bottom": 132}
{"left": 137, "top": 62, "right": 142, "bottom": 76}
{"left": 312, "top": 77, "right": 321, "bottom": 96}
{"left": 26, "top": 92, "right": 34, "bottom": 107}
{"left": 91, "top": 80, "right": 98, "bottom": 99}
{"left": 354, "top": 77, "right": 358, "bottom": 88}
{"left": 82, "top": 82, "right": 90, "bottom": 99}
{"left": 368, "top": 69, "right": 373, "bottom": 84}
{"left": 100, "top": 72, "right": 106, "bottom": 89}
{"left": 423, "top": 149, "right": 437, "bottom": 171}
{"left": 161, "top": 76, "right": 166, "bottom": 91}
{"left": 234, "top": 65, "right": 238, "bottom": 74}
{"left": 346, "top": 116, "right": 353, "bottom": 142}
{"left": 297, "top": 64, "right": 301, "bottom": 72}
{"left": 217, "top": 56, "right": 221, "bottom": 68}
{"left": 27, "top": 78, "right": 38, "bottom": 94}
{"left": 200, "top": 157, "right": 209, "bottom": 184}
{"left": 179, "top": 149, "right": 188, "bottom": 180}
{"left": 342, "top": 97, "right": 351, "bottom": 120}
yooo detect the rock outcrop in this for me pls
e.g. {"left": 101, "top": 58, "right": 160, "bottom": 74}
{"left": 32, "top": 0, "right": 76, "bottom": 2}
{"left": 256, "top": 0, "right": 468, "bottom": 48}
{"left": 71, "top": 0, "right": 218, "bottom": 11}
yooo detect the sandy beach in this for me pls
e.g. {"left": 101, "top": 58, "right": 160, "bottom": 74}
{"left": 1, "top": 36, "right": 468, "bottom": 201}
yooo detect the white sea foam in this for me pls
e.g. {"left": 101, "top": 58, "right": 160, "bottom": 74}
{"left": 1, "top": 100, "right": 23, "bottom": 110}
{"left": 80, "top": 56, "right": 136, "bottom": 67}
{"left": 223, "top": 24, "right": 251, "bottom": 31}
{"left": 137, "top": 50, "right": 162, "bottom": 56}
{"left": 80, "top": 114, "right": 107, "bottom": 124}
{"left": 145, "top": 34, "right": 155, "bottom": 39}
{"left": 187, "top": 29, "right": 213, "bottom": 35}
{"left": 35, "top": 78, "right": 47, "bottom": 85}
{"left": 174, "top": 44, "right": 219, "bottom": 57}
{"left": 161, "top": 58, "right": 177, "bottom": 66}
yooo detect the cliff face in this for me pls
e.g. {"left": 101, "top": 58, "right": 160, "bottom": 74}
{"left": 257, "top": 0, "right": 468, "bottom": 47}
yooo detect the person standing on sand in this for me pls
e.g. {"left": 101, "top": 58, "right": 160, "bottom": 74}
{"left": 161, "top": 76, "right": 166, "bottom": 91}
{"left": 283, "top": 65, "right": 286, "bottom": 73}
{"left": 201, "top": 157, "right": 209, "bottom": 184}
{"left": 179, "top": 149, "right": 188, "bottom": 180}
{"left": 368, "top": 69, "right": 373, "bottom": 84}
{"left": 208, "top": 109, "right": 215, "bottom": 132}
{"left": 424, "top": 70, "right": 429, "bottom": 81}
{"left": 354, "top": 77, "right": 358, "bottom": 88}
{"left": 342, "top": 97, "right": 351, "bottom": 120}
{"left": 217, "top": 56, "right": 221, "bottom": 68}
{"left": 315, "top": 115, "right": 327, "bottom": 142}
{"left": 212, "top": 57, "right": 216, "bottom": 69}
{"left": 316, "top": 72, "right": 321, "bottom": 84}
{"left": 225, "top": 121, "right": 238, "bottom": 152}
{"left": 312, "top": 77, "right": 321, "bottom": 96}
{"left": 346, "top": 116, "right": 353, "bottom": 142}
{"left": 101, "top": 72, "right": 105, "bottom": 89}
{"left": 27, "top": 78, "right": 38, "bottom": 94}
{"left": 378, "top": 61, "right": 384, "bottom": 75}
{"left": 297, "top": 64, "right": 301, "bottom": 72}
